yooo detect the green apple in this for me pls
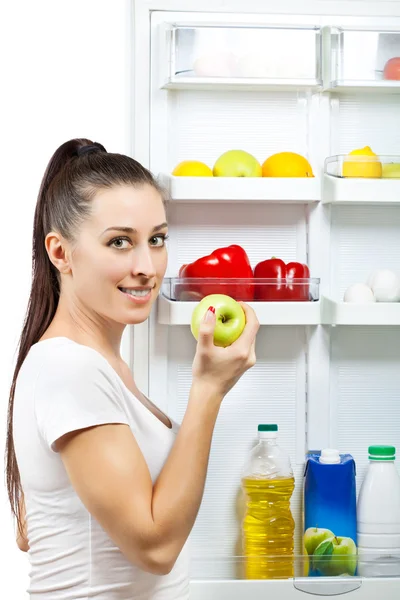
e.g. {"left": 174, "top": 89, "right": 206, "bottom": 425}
{"left": 313, "top": 536, "right": 357, "bottom": 577}
{"left": 190, "top": 294, "right": 246, "bottom": 348}
{"left": 304, "top": 527, "right": 335, "bottom": 556}
{"left": 382, "top": 163, "right": 400, "bottom": 178}
{"left": 213, "top": 150, "right": 262, "bottom": 177}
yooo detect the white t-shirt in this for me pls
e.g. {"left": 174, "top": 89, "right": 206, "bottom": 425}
{"left": 13, "top": 337, "right": 190, "bottom": 600}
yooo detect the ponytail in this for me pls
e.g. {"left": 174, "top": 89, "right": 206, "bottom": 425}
{"left": 6, "top": 139, "right": 105, "bottom": 534}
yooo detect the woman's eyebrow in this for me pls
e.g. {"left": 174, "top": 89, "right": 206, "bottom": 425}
{"left": 102, "top": 222, "right": 168, "bottom": 235}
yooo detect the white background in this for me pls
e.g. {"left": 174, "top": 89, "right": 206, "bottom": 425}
{"left": 0, "top": 1, "right": 132, "bottom": 596}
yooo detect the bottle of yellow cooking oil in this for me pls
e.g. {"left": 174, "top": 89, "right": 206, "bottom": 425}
{"left": 241, "top": 424, "right": 295, "bottom": 580}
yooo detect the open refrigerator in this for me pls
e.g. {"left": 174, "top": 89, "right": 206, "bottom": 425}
{"left": 125, "top": 1, "right": 400, "bottom": 597}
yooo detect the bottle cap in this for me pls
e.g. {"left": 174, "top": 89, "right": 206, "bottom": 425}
{"left": 258, "top": 424, "right": 278, "bottom": 432}
{"left": 368, "top": 445, "right": 396, "bottom": 461}
{"left": 258, "top": 424, "right": 278, "bottom": 439}
{"left": 319, "top": 449, "right": 341, "bottom": 464}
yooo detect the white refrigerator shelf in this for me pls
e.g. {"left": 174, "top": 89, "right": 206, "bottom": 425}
{"left": 158, "top": 295, "right": 320, "bottom": 326}
{"left": 323, "top": 174, "right": 400, "bottom": 204}
{"left": 321, "top": 297, "right": 400, "bottom": 326}
{"left": 158, "top": 173, "right": 321, "bottom": 203}
{"left": 326, "top": 80, "right": 400, "bottom": 94}
{"left": 189, "top": 577, "right": 400, "bottom": 600}
{"left": 158, "top": 295, "right": 400, "bottom": 327}
{"left": 189, "top": 555, "right": 400, "bottom": 599}
{"left": 162, "top": 77, "right": 323, "bottom": 92}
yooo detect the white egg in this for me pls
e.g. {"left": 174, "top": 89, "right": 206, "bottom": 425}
{"left": 343, "top": 283, "right": 376, "bottom": 303}
{"left": 368, "top": 269, "right": 400, "bottom": 302}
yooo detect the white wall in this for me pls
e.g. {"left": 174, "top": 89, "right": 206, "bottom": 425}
{"left": 0, "top": 1, "right": 132, "bottom": 596}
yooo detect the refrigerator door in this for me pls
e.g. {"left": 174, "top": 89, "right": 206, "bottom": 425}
{"left": 132, "top": 0, "right": 400, "bottom": 596}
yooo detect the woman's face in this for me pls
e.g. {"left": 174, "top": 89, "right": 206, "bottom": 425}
{"left": 68, "top": 183, "right": 168, "bottom": 326}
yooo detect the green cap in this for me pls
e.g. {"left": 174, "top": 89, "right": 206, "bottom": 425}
{"left": 368, "top": 445, "right": 396, "bottom": 460}
{"left": 258, "top": 424, "right": 278, "bottom": 432}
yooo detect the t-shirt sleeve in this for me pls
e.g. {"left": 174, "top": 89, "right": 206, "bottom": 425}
{"left": 34, "top": 347, "right": 130, "bottom": 452}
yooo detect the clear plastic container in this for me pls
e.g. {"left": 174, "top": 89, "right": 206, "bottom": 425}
{"left": 357, "top": 445, "right": 400, "bottom": 577}
{"left": 241, "top": 424, "right": 295, "bottom": 580}
{"left": 161, "top": 277, "right": 320, "bottom": 302}
{"left": 324, "top": 155, "right": 400, "bottom": 179}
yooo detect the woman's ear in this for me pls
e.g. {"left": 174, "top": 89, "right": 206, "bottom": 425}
{"left": 45, "top": 231, "right": 72, "bottom": 275}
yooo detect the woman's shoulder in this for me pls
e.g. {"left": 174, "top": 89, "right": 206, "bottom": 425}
{"left": 25, "top": 337, "right": 116, "bottom": 387}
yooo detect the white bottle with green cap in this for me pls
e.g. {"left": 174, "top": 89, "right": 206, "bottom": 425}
{"left": 357, "top": 445, "right": 400, "bottom": 577}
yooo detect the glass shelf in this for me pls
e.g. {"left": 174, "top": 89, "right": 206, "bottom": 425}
{"left": 323, "top": 155, "right": 400, "bottom": 204}
{"left": 161, "top": 24, "right": 322, "bottom": 91}
{"left": 324, "top": 27, "right": 400, "bottom": 92}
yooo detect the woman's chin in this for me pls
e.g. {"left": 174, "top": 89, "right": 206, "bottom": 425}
{"left": 120, "top": 305, "right": 154, "bottom": 326}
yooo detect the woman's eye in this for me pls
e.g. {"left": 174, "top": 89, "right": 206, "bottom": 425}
{"left": 109, "top": 237, "right": 131, "bottom": 249}
{"left": 150, "top": 234, "right": 169, "bottom": 247}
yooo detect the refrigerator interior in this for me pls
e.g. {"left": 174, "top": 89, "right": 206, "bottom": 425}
{"left": 130, "top": 1, "right": 400, "bottom": 597}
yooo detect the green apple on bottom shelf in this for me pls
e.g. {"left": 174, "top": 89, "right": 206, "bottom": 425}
{"left": 190, "top": 294, "right": 246, "bottom": 348}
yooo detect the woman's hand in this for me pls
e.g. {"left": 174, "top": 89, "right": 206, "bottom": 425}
{"left": 191, "top": 302, "right": 260, "bottom": 398}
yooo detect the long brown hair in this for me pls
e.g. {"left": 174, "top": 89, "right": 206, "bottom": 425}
{"left": 6, "top": 138, "right": 167, "bottom": 536}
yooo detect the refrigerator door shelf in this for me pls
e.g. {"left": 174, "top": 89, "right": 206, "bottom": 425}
{"left": 159, "top": 174, "right": 321, "bottom": 203}
{"left": 158, "top": 295, "right": 321, "bottom": 326}
{"left": 321, "top": 297, "right": 400, "bottom": 326}
{"left": 162, "top": 24, "right": 322, "bottom": 91}
{"left": 323, "top": 155, "right": 400, "bottom": 204}
{"left": 190, "top": 577, "right": 399, "bottom": 599}
{"left": 323, "top": 27, "right": 400, "bottom": 93}
{"left": 189, "top": 554, "right": 400, "bottom": 598}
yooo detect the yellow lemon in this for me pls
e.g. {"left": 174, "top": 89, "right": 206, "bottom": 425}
{"left": 262, "top": 152, "right": 314, "bottom": 177}
{"left": 172, "top": 161, "right": 213, "bottom": 177}
{"left": 342, "top": 146, "right": 382, "bottom": 178}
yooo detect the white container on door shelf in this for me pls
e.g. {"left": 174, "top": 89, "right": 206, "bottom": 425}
{"left": 160, "top": 24, "right": 323, "bottom": 91}
{"left": 159, "top": 173, "right": 321, "bottom": 203}
{"left": 158, "top": 277, "right": 321, "bottom": 325}
{"left": 323, "top": 27, "right": 400, "bottom": 93}
{"left": 323, "top": 155, "right": 400, "bottom": 204}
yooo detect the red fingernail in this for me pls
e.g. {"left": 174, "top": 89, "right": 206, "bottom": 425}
{"left": 208, "top": 306, "right": 215, "bottom": 314}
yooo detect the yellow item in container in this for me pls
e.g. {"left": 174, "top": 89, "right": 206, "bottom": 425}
{"left": 172, "top": 161, "right": 213, "bottom": 177}
{"left": 242, "top": 476, "right": 296, "bottom": 579}
{"left": 262, "top": 152, "right": 314, "bottom": 178}
{"left": 241, "top": 424, "right": 295, "bottom": 581}
{"left": 342, "top": 146, "right": 382, "bottom": 178}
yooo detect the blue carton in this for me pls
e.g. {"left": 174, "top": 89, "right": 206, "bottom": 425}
{"left": 303, "top": 450, "right": 357, "bottom": 577}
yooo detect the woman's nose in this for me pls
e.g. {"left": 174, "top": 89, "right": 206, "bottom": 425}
{"left": 130, "top": 246, "right": 157, "bottom": 278}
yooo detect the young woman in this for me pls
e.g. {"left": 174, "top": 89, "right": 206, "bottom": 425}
{"left": 6, "top": 138, "right": 259, "bottom": 599}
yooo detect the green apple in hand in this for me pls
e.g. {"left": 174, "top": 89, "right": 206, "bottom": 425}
{"left": 304, "top": 527, "right": 335, "bottom": 556}
{"left": 213, "top": 150, "right": 262, "bottom": 177}
{"left": 191, "top": 294, "right": 246, "bottom": 348}
{"left": 313, "top": 536, "right": 357, "bottom": 576}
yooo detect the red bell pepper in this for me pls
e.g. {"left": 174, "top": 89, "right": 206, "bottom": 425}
{"left": 254, "top": 257, "right": 310, "bottom": 301}
{"left": 178, "top": 244, "right": 254, "bottom": 301}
